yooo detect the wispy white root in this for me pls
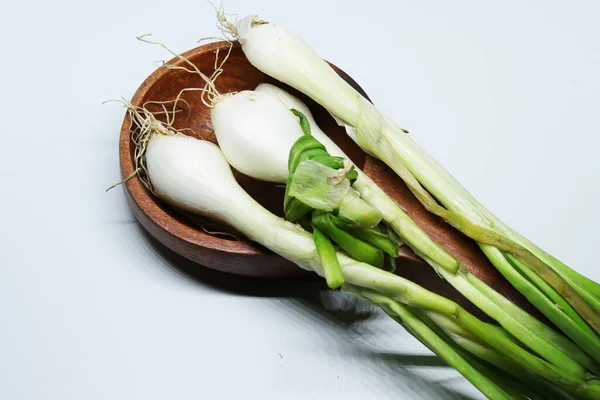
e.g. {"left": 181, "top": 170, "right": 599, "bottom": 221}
{"left": 209, "top": 0, "right": 240, "bottom": 40}
{"left": 104, "top": 98, "right": 186, "bottom": 193}
{"left": 136, "top": 33, "right": 233, "bottom": 110}
{"left": 107, "top": 28, "right": 234, "bottom": 192}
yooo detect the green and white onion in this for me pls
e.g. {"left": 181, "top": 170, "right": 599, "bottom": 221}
{"left": 134, "top": 108, "right": 597, "bottom": 398}
{"left": 212, "top": 82, "right": 599, "bottom": 376}
{"left": 229, "top": 14, "right": 600, "bottom": 369}
{"left": 202, "top": 81, "right": 600, "bottom": 397}
{"left": 122, "top": 20, "right": 600, "bottom": 397}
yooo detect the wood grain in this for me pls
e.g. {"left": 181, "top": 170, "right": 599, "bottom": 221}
{"left": 119, "top": 41, "right": 545, "bottom": 322}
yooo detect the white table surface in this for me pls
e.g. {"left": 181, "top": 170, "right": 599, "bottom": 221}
{"left": 2, "top": 1, "right": 599, "bottom": 399}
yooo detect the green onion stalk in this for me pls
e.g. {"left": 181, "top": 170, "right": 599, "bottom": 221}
{"left": 347, "top": 286, "right": 579, "bottom": 400}
{"left": 243, "top": 82, "right": 600, "bottom": 388}
{"left": 143, "top": 130, "right": 593, "bottom": 399}
{"left": 281, "top": 110, "right": 588, "bottom": 397}
{"left": 283, "top": 109, "right": 400, "bottom": 287}
{"left": 228, "top": 14, "right": 600, "bottom": 369}
{"left": 278, "top": 107, "right": 600, "bottom": 398}
{"left": 140, "top": 120, "right": 530, "bottom": 398}
{"left": 131, "top": 81, "right": 600, "bottom": 397}
{"left": 124, "top": 38, "right": 595, "bottom": 398}
{"left": 209, "top": 84, "right": 598, "bottom": 396}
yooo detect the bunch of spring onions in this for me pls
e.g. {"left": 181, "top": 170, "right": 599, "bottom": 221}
{"left": 199, "top": 12, "right": 600, "bottom": 396}
{"left": 123, "top": 100, "right": 584, "bottom": 399}
{"left": 120, "top": 13, "right": 600, "bottom": 398}
{"left": 207, "top": 83, "right": 600, "bottom": 398}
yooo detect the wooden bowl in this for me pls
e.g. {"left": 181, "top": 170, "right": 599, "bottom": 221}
{"left": 119, "top": 41, "right": 544, "bottom": 321}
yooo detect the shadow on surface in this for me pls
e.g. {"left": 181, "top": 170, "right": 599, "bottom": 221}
{"left": 139, "top": 226, "right": 478, "bottom": 400}
{"left": 142, "top": 227, "right": 324, "bottom": 297}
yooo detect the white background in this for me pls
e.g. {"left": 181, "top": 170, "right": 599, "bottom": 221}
{"left": 1, "top": 1, "right": 599, "bottom": 399}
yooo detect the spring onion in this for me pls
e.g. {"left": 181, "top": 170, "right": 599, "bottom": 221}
{"left": 128, "top": 105, "right": 600, "bottom": 398}
{"left": 225, "top": 14, "right": 600, "bottom": 366}
{"left": 210, "top": 81, "right": 600, "bottom": 384}
{"left": 126, "top": 27, "right": 600, "bottom": 397}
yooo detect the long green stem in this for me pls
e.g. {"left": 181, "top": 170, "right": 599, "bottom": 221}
{"left": 351, "top": 142, "right": 600, "bottom": 366}
{"left": 345, "top": 285, "right": 517, "bottom": 400}
{"left": 295, "top": 103, "right": 600, "bottom": 370}
{"left": 286, "top": 85, "right": 600, "bottom": 378}
{"left": 312, "top": 211, "right": 384, "bottom": 268}
{"left": 257, "top": 81, "right": 600, "bottom": 374}
{"left": 200, "top": 184, "right": 600, "bottom": 396}
{"left": 485, "top": 202, "right": 600, "bottom": 305}
{"left": 332, "top": 216, "right": 399, "bottom": 257}
{"left": 351, "top": 286, "right": 583, "bottom": 399}
{"left": 484, "top": 246, "right": 600, "bottom": 363}
{"left": 312, "top": 226, "right": 344, "bottom": 289}
{"left": 353, "top": 176, "right": 460, "bottom": 273}
{"left": 420, "top": 311, "right": 577, "bottom": 400}
{"left": 337, "top": 257, "right": 600, "bottom": 394}
{"left": 504, "top": 252, "right": 590, "bottom": 333}
{"left": 361, "top": 109, "right": 600, "bottom": 336}
{"left": 513, "top": 244, "right": 600, "bottom": 314}
{"left": 238, "top": 21, "right": 600, "bottom": 354}
{"left": 446, "top": 263, "right": 599, "bottom": 375}
{"left": 355, "top": 172, "right": 599, "bottom": 372}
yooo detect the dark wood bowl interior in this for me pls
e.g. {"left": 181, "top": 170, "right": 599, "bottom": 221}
{"left": 120, "top": 41, "right": 546, "bottom": 323}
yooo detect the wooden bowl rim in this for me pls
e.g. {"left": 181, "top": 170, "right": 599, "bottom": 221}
{"left": 119, "top": 41, "right": 268, "bottom": 257}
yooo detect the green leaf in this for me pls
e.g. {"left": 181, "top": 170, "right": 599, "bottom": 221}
{"left": 289, "top": 160, "right": 350, "bottom": 212}
{"left": 312, "top": 211, "right": 384, "bottom": 268}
